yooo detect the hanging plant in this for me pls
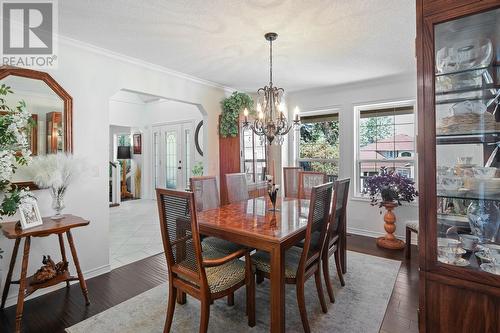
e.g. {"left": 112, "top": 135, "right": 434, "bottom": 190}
{"left": 219, "top": 91, "right": 254, "bottom": 138}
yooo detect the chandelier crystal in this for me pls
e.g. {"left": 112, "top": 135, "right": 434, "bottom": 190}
{"left": 243, "top": 32, "right": 300, "bottom": 145}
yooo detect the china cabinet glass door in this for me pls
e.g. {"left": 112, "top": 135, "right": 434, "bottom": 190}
{"left": 434, "top": 8, "right": 500, "bottom": 276}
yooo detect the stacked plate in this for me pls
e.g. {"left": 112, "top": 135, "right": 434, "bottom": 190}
{"left": 437, "top": 112, "right": 499, "bottom": 135}
{"left": 464, "top": 177, "right": 500, "bottom": 196}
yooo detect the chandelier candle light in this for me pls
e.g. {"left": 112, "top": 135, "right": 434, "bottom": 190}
{"left": 243, "top": 32, "right": 301, "bottom": 145}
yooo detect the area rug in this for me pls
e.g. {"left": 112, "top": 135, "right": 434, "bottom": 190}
{"left": 66, "top": 251, "right": 400, "bottom": 333}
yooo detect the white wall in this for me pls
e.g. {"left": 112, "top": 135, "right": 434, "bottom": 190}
{"left": 0, "top": 37, "right": 229, "bottom": 306}
{"left": 286, "top": 74, "right": 419, "bottom": 240}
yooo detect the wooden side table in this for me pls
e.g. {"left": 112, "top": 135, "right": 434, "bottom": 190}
{"left": 0, "top": 214, "right": 90, "bottom": 333}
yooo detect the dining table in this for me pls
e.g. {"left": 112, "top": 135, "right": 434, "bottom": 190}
{"left": 197, "top": 195, "right": 346, "bottom": 333}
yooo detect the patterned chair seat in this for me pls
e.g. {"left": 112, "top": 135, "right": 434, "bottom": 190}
{"left": 251, "top": 246, "right": 303, "bottom": 279}
{"left": 202, "top": 237, "right": 245, "bottom": 255}
{"left": 179, "top": 249, "right": 247, "bottom": 294}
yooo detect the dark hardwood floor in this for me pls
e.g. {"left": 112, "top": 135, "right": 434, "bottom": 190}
{"left": 0, "top": 234, "right": 418, "bottom": 333}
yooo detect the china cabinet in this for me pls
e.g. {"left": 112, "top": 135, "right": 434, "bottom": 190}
{"left": 417, "top": 1, "right": 500, "bottom": 332}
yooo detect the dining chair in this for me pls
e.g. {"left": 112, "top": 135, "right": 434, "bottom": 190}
{"left": 190, "top": 176, "right": 245, "bottom": 258}
{"left": 298, "top": 171, "right": 328, "bottom": 199}
{"left": 321, "top": 178, "right": 350, "bottom": 304}
{"left": 251, "top": 182, "right": 333, "bottom": 333}
{"left": 156, "top": 188, "right": 255, "bottom": 333}
{"left": 225, "top": 173, "right": 249, "bottom": 203}
{"left": 283, "top": 166, "right": 302, "bottom": 198}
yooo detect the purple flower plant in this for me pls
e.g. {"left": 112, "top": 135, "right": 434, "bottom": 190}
{"left": 363, "top": 167, "right": 418, "bottom": 208}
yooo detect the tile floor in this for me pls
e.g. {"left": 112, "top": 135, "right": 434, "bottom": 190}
{"left": 109, "top": 199, "right": 164, "bottom": 269}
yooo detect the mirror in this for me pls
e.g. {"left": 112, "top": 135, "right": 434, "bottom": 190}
{"left": 0, "top": 66, "right": 72, "bottom": 187}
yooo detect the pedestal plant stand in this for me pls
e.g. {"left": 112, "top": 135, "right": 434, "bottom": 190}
{"left": 363, "top": 167, "right": 418, "bottom": 251}
{"left": 376, "top": 201, "right": 405, "bottom": 250}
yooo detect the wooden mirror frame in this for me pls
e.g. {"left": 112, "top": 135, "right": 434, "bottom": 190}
{"left": 0, "top": 65, "right": 73, "bottom": 189}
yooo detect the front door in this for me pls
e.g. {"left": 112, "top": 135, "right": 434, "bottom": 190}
{"left": 152, "top": 121, "right": 194, "bottom": 190}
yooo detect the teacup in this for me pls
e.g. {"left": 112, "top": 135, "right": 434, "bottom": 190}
{"left": 457, "top": 156, "right": 473, "bottom": 165}
{"left": 440, "top": 176, "right": 463, "bottom": 191}
{"left": 437, "top": 166, "right": 453, "bottom": 176}
{"left": 438, "top": 246, "right": 466, "bottom": 263}
{"left": 483, "top": 244, "right": 500, "bottom": 262}
{"left": 472, "top": 167, "right": 497, "bottom": 179}
{"left": 459, "top": 234, "right": 480, "bottom": 251}
{"left": 437, "top": 237, "right": 461, "bottom": 247}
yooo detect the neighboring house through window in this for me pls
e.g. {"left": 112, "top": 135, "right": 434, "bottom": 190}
{"left": 355, "top": 101, "right": 416, "bottom": 196}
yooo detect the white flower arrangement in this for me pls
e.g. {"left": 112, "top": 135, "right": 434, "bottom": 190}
{"left": 0, "top": 84, "right": 34, "bottom": 257}
{"left": 29, "top": 153, "right": 81, "bottom": 190}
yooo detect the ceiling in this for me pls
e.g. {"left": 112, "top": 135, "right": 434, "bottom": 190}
{"left": 60, "top": 0, "right": 416, "bottom": 92}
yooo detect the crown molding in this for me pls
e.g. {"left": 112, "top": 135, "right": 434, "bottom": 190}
{"left": 58, "top": 34, "right": 236, "bottom": 93}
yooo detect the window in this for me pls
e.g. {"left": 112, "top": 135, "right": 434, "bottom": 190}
{"left": 241, "top": 127, "right": 267, "bottom": 183}
{"left": 355, "top": 102, "right": 416, "bottom": 196}
{"left": 297, "top": 113, "right": 339, "bottom": 181}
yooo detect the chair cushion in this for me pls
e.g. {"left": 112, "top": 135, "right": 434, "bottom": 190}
{"left": 202, "top": 237, "right": 245, "bottom": 255}
{"left": 295, "top": 231, "right": 322, "bottom": 250}
{"left": 251, "top": 246, "right": 303, "bottom": 279}
{"left": 406, "top": 221, "right": 419, "bottom": 233}
{"left": 179, "top": 249, "right": 247, "bottom": 294}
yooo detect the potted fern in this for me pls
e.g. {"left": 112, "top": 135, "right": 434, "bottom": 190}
{"left": 219, "top": 92, "right": 254, "bottom": 138}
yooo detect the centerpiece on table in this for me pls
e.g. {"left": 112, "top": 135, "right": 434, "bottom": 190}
{"left": 28, "top": 153, "right": 82, "bottom": 220}
{"left": 363, "top": 167, "right": 418, "bottom": 250}
{"left": 266, "top": 175, "right": 280, "bottom": 212}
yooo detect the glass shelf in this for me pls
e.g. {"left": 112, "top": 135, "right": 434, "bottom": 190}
{"left": 437, "top": 191, "right": 500, "bottom": 202}
{"left": 435, "top": 64, "right": 499, "bottom": 77}
{"left": 436, "top": 131, "right": 500, "bottom": 145}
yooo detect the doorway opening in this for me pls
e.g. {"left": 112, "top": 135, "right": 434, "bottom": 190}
{"left": 108, "top": 89, "right": 205, "bottom": 269}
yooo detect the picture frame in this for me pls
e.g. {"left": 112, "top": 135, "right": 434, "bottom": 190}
{"left": 133, "top": 133, "right": 142, "bottom": 154}
{"left": 19, "top": 200, "right": 43, "bottom": 230}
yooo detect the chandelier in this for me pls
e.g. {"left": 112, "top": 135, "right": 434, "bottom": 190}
{"left": 242, "top": 32, "right": 300, "bottom": 145}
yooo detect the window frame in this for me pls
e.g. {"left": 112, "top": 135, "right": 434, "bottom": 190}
{"left": 295, "top": 109, "right": 341, "bottom": 180}
{"left": 353, "top": 99, "right": 417, "bottom": 198}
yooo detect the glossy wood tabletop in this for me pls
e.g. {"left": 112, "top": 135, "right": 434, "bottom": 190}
{"left": 197, "top": 196, "right": 311, "bottom": 333}
{"left": 197, "top": 197, "right": 311, "bottom": 244}
{"left": 1, "top": 214, "right": 89, "bottom": 239}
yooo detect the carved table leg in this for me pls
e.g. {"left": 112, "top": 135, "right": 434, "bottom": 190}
{"left": 1, "top": 238, "right": 20, "bottom": 309}
{"left": 66, "top": 230, "right": 90, "bottom": 305}
{"left": 15, "top": 237, "right": 31, "bottom": 333}
{"left": 58, "top": 234, "right": 70, "bottom": 287}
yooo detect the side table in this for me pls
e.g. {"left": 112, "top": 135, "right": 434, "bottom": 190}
{"left": 0, "top": 214, "right": 90, "bottom": 333}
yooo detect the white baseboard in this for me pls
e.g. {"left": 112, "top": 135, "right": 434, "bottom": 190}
{"left": 2, "top": 263, "right": 111, "bottom": 309}
{"left": 347, "top": 226, "right": 417, "bottom": 245}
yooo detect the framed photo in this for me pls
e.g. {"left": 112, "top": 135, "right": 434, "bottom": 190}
{"left": 133, "top": 133, "right": 142, "bottom": 154}
{"left": 19, "top": 201, "right": 43, "bottom": 230}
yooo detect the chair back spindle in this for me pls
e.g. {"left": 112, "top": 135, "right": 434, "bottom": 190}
{"left": 283, "top": 167, "right": 302, "bottom": 198}
{"left": 299, "top": 182, "right": 333, "bottom": 268}
{"left": 190, "top": 176, "right": 220, "bottom": 212}
{"left": 329, "top": 179, "right": 350, "bottom": 238}
{"left": 156, "top": 189, "right": 206, "bottom": 286}
{"left": 225, "top": 173, "right": 250, "bottom": 203}
{"left": 298, "top": 171, "right": 328, "bottom": 199}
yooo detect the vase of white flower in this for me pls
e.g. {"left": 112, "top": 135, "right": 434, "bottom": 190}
{"left": 28, "top": 153, "right": 82, "bottom": 220}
